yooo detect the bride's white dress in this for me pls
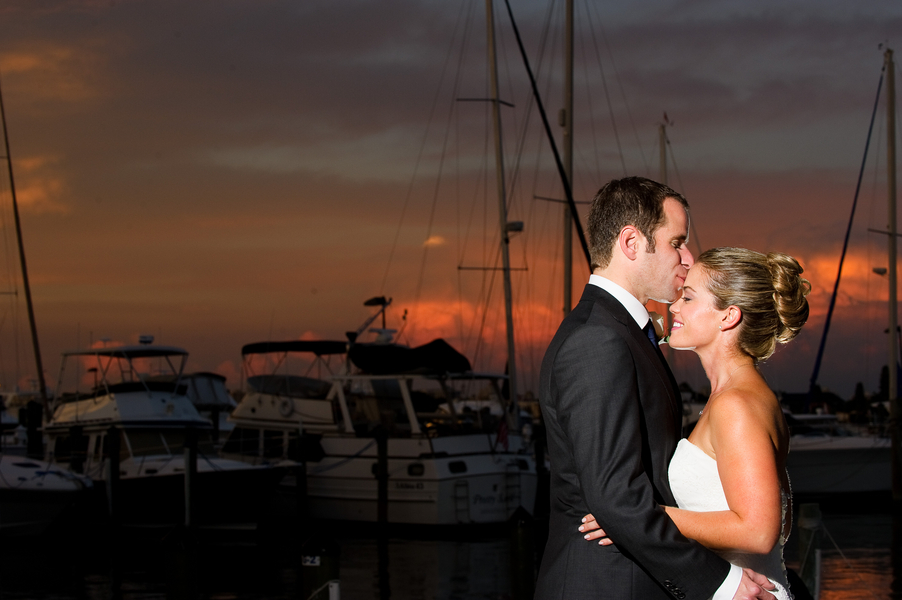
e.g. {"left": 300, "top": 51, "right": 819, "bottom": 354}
{"left": 669, "top": 438, "right": 793, "bottom": 600}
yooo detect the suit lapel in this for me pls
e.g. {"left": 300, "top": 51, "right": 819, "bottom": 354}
{"left": 587, "top": 286, "right": 682, "bottom": 433}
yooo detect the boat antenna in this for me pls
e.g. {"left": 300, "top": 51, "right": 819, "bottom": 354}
{"left": 808, "top": 61, "right": 885, "bottom": 399}
{"left": 501, "top": 0, "right": 591, "bottom": 271}
{"left": 347, "top": 296, "right": 392, "bottom": 343}
{"left": 0, "top": 72, "right": 50, "bottom": 419}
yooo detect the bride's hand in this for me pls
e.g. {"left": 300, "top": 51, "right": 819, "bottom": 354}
{"left": 578, "top": 513, "right": 613, "bottom": 546}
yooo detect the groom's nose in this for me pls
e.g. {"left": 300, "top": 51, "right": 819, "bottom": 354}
{"left": 679, "top": 244, "right": 694, "bottom": 268}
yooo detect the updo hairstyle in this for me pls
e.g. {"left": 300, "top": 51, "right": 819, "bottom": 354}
{"left": 695, "top": 247, "right": 810, "bottom": 362}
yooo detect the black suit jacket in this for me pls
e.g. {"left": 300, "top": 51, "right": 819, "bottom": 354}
{"left": 534, "top": 284, "right": 730, "bottom": 599}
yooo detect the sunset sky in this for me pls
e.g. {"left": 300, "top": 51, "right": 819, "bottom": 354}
{"left": 1, "top": 0, "right": 902, "bottom": 401}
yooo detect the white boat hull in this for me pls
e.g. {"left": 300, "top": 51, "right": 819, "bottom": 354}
{"left": 0, "top": 455, "right": 92, "bottom": 535}
{"left": 306, "top": 435, "right": 536, "bottom": 524}
{"left": 224, "top": 350, "right": 540, "bottom": 525}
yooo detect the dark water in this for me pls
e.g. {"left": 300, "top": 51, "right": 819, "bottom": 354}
{"left": 1, "top": 507, "right": 898, "bottom": 599}
{"left": 804, "top": 512, "right": 901, "bottom": 600}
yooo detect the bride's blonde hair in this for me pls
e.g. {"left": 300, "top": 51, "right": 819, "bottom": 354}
{"left": 696, "top": 247, "right": 810, "bottom": 362}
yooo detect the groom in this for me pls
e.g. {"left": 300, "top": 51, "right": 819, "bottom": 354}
{"left": 534, "top": 177, "right": 773, "bottom": 599}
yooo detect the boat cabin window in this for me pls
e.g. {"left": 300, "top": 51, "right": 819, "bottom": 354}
{"left": 221, "top": 427, "right": 261, "bottom": 456}
{"left": 247, "top": 374, "right": 331, "bottom": 399}
{"left": 161, "top": 430, "right": 216, "bottom": 456}
{"left": 263, "top": 429, "right": 285, "bottom": 458}
{"left": 126, "top": 431, "right": 169, "bottom": 457}
{"left": 93, "top": 434, "right": 104, "bottom": 462}
{"left": 100, "top": 429, "right": 130, "bottom": 462}
{"left": 119, "top": 429, "right": 214, "bottom": 457}
{"left": 51, "top": 431, "right": 89, "bottom": 462}
{"left": 285, "top": 430, "right": 310, "bottom": 460}
{"left": 345, "top": 376, "right": 511, "bottom": 438}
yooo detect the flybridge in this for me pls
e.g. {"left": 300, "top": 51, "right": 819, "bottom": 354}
{"left": 53, "top": 344, "right": 191, "bottom": 410}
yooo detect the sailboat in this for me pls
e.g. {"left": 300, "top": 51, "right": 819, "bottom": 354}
{"left": 787, "top": 49, "right": 898, "bottom": 498}
{"left": 0, "top": 74, "right": 94, "bottom": 535}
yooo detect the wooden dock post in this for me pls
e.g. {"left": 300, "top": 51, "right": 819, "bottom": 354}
{"left": 509, "top": 506, "right": 536, "bottom": 600}
{"left": 25, "top": 400, "right": 43, "bottom": 459}
{"left": 293, "top": 422, "right": 308, "bottom": 529}
{"left": 301, "top": 533, "right": 341, "bottom": 600}
{"left": 797, "top": 503, "right": 822, "bottom": 599}
{"left": 374, "top": 426, "right": 388, "bottom": 525}
{"left": 184, "top": 427, "right": 197, "bottom": 529}
{"left": 106, "top": 426, "right": 120, "bottom": 521}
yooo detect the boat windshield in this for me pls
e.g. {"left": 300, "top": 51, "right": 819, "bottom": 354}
{"left": 345, "top": 375, "right": 511, "bottom": 438}
{"left": 221, "top": 427, "right": 303, "bottom": 463}
{"left": 126, "top": 429, "right": 217, "bottom": 457}
{"left": 247, "top": 374, "right": 331, "bottom": 399}
{"left": 55, "top": 346, "right": 189, "bottom": 399}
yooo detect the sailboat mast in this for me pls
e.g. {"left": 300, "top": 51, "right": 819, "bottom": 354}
{"left": 658, "top": 123, "right": 676, "bottom": 363}
{"left": 562, "top": 0, "right": 574, "bottom": 317}
{"left": 485, "top": 0, "right": 518, "bottom": 406}
{"left": 885, "top": 48, "right": 901, "bottom": 502}
{"left": 0, "top": 76, "right": 49, "bottom": 417}
{"left": 658, "top": 124, "right": 667, "bottom": 184}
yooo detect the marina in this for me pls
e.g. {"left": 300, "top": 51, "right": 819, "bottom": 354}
{"left": 222, "top": 330, "right": 537, "bottom": 526}
{"left": 42, "top": 342, "right": 284, "bottom": 529}
{"left": 1, "top": 2, "right": 902, "bottom": 599}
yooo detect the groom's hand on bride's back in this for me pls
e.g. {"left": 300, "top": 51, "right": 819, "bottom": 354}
{"left": 734, "top": 568, "right": 776, "bottom": 600}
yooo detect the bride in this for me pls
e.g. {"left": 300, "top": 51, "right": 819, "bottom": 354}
{"left": 581, "top": 247, "right": 809, "bottom": 600}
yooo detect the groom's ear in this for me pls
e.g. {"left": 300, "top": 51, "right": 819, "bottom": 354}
{"left": 619, "top": 226, "right": 641, "bottom": 260}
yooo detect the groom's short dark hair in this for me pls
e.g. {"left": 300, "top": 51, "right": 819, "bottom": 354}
{"left": 586, "top": 176, "right": 688, "bottom": 271}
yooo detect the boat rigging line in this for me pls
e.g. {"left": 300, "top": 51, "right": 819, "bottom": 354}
{"left": 0, "top": 72, "right": 50, "bottom": 417}
{"left": 501, "top": 0, "right": 591, "bottom": 271}
{"left": 809, "top": 59, "right": 885, "bottom": 397}
{"left": 580, "top": 0, "right": 628, "bottom": 177}
{"left": 378, "top": 0, "right": 476, "bottom": 301}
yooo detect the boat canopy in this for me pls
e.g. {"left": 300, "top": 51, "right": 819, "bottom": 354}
{"left": 241, "top": 340, "right": 347, "bottom": 357}
{"left": 61, "top": 345, "right": 188, "bottom": 358}
{"left": 348, "top": 339, "right": 472, "bottom": 375}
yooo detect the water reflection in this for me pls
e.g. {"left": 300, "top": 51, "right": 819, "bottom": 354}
{"left": 820, "top": 550, "right": 893, "bottom": 600}
{"left": 0, "top": 510, "right": 897, "bottom": 600}
{"left": 339, "top": 535, "right": 511, "bottom": 600}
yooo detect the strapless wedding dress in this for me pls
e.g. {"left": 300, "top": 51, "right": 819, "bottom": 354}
{"left": 669, "top": 438, "right": 793, "bottom": 600}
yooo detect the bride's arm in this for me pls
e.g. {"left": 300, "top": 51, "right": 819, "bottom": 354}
{"left": 662, "top": 389, "right": 784, "bottom": 554}
{"left": 581, "top": 390, "right": 784, "bottom": 555}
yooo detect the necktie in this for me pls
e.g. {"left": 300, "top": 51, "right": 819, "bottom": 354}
{"left": 643, "top": 320, "right": 657, "bottom": 346}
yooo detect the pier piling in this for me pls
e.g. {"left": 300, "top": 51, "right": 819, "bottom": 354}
{"left": 106, "top": 426, "right": 120, "bottom": 522}
{"left": 797, "top": 503, "right": 822, "bottom": 599}
{"left": 184, "top": 427, "right": 197, "bottom": 529}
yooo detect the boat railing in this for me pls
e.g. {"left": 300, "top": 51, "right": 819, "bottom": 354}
{"left": 246, "top": 374, "right": 331, "bottom": 399}
{"left": 328, "top": 374, "right": 515, "bottom": 441}
{"left": 106, "top": 381, "right": 188, "bottom": 396}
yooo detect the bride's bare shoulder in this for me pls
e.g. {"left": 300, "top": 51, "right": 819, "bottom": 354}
{"left": 708, "top": 382, "right": 768, "bottom": 409}
{"left": 706, "top": 381, "right": 786, "bottom": 445}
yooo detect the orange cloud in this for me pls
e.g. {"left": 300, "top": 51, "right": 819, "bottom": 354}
{"left": 0, "top": 154, "right": 69, "bottom": 214}
{"left": 0, "top": 52, "right": 43, "bottom": 74}
{"left": 802, "top": 247, "right": 897, "bottom": 314}
{"left": 11, "top": 174, "right": 68, "bottom": 214}
{"left": 213, "top": 359, "right": 240, "bottom": 387}
{"left": 0, "top": 46, "right": 104, "bottom": 104}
